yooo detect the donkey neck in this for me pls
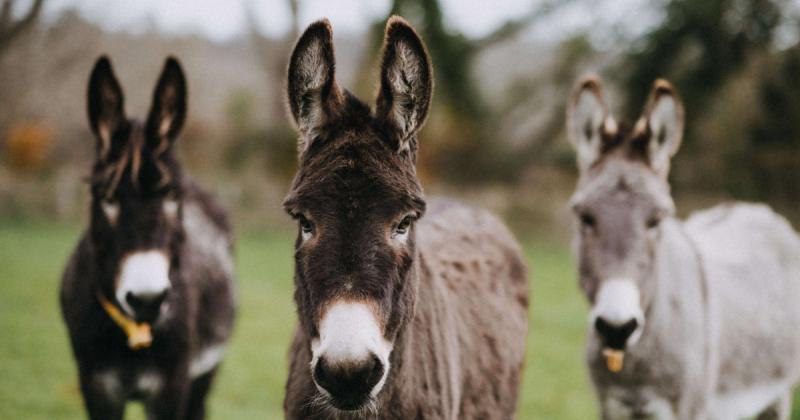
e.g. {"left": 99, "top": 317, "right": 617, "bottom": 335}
{"left": 641, "top": 217, "right": 710, "bottom": 344}
{"left": 380, "top": 248, "right": 463, "bottom": 417}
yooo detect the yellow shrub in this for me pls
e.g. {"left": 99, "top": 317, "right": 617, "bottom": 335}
{"left": 5, "top": 122, "right": 54, "bottom": 172}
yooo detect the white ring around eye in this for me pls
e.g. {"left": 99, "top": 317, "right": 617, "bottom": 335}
{"left": 301, "top": 228, "right": 312, "bottom": 242}
{"left": 101, "top": 200, "right": 120, "bottom": 225}
{"left": 393, "top": 226, "right": 410, "bottom": 243}
{"left": 163, "top": 199, "right": 179, "bottom": 220}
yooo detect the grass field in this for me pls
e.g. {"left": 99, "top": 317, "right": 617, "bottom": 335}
{"left": 1, "top": 220, "right": 798, "bottom": 419}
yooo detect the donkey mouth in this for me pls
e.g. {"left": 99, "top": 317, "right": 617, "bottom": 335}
{"left": 594, "top": 317, "right": 639, "bottom": 374}
{"left": 329, "top": 395, "right": 374, "bottom": 412}
{"left": 134, "top": 311, "right": 160, "bottom": 325}
{"left": 311, "top": 390, "right": 377, "bottom": 415}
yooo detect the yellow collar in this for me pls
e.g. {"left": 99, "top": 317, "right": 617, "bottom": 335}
{"left": 96, "top": 292, "right": 153, "bottom": 350}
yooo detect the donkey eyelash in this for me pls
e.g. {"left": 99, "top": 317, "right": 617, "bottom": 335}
{"left": 295, "top": 214, "right": 314, "bottom": 234}
{"left": 286, "top": 209, "right": 304, "bottom": 220}
{"left": 396, "top": 217, "right": 412, "bottom": 230}
{"left": 298, "top": 215, "right": 313, "bottom": 227}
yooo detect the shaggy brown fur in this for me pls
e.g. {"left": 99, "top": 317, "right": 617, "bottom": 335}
{"left": 282, "top": 17, "right": 529, "bottom": 419}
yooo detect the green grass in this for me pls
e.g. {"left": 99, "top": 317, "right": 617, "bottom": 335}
{"left": 0, "top": 220, "right": 798, "bottom": 419}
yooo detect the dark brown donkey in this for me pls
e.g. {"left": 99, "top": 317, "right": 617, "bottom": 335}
{"left": 282, "top": 17, "right": 530, "bottom": 419}
{"left": 60, "top": 56, "right": 236, "bottom": 420}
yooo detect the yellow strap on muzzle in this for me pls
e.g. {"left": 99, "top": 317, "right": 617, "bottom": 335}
{"left": 97, "top": 292, "right": 153, "bottom": 350}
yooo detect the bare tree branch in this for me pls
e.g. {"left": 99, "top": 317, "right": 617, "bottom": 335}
{"left": 244, "top": 0, "right": 300, "bottom": 119}
{"left": 0, "top": 0, "right": 44, "bottom": 52}
{"left": 1, "top": 1, "right": 13, "bottom": 29}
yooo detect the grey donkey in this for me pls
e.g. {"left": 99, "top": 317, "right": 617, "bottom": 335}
{"left": 566, "top": 76, "right": 800, "bottom": 419}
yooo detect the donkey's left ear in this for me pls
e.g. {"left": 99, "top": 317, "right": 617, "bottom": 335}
{"left": 634, "top": 79, "right": 684, "bottom": 178}
{"left": 375, "top": 16, "right": 433, "bottom": 153}
{"left": 146, "top": 57, "right": 187, "bottom": 145}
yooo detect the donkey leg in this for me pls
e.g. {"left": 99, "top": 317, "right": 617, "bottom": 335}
{"left": 145, "top": 369, "right": 190, "bottom": 420}
{"left": 78, "top": 367, "right": 125, "bottom": 420}
{"left": 756, "top": 392, "right": 791, "bottom": 420}
{"left": 182, "top": 368, "right": 217, "bottom": 420}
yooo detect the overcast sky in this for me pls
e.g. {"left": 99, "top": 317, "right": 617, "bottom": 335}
{"left": 36, "top": 0, "right": 660, "bottom": 45}
{"left": 41, "top": 0, "right": 527, "bottom": 41}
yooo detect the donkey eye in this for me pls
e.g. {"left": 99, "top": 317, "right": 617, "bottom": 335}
{"left": 394, "top": 215, "right": 413, "bottom": 236}
{"left": 298, "top": 215, "right": 314, "bottom": 237}
{"left": 579, "top": 213, "right": 596, "bottom": 229}
{"left": 646, "top": 214, "right": 662, "bottom": 229}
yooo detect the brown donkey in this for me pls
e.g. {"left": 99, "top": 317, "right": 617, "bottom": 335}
{"left": 282, "top": 17, "right": 530, "bottom": 419}
{"left": 60, "top": 57, "right": 236, "bottom": 419}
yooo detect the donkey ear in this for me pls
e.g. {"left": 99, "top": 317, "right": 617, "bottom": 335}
{"left": 146, "top": 57, "right": 187, "bottom": 146}
{"left": 287, "top": 19, "right": 342, "bottom": 154}
{"left": 634, "top": 79, "right": 684, "bottom": 178}
{"left": 375, "top": 16, "right": 433, "bottom": 153}
{"left": 567, "top": 76, "right": 616, "bottom": 172}
{"left": 87, "top": 56, "right": 125, "bottom": 159}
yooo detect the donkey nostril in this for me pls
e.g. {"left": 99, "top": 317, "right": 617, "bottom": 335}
{"left": 368, "top": 355, "right": 382, "bottom": 381}
{"left": 150, "top": 290, "right": 167, "bottom": 307}
{"left": 595, "top": 317, "right": 639, "bottom": 349}
{"left": 125, "top": 291, "right": 141, "bottom": 308}
{"left": 314, "top": 356, "right": 332, "bottom": 387}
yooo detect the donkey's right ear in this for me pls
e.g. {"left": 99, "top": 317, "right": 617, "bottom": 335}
{"left": 88, "top": 56, "right": 125, "bottom": 159}
{"left": 567, "top": 76, "right": 615, "bottom": 172}
{"left": 287, "top": 19, "right": 342, "bottom": 154}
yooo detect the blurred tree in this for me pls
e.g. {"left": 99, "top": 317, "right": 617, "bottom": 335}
{"left": 735, "top": 44, "right": 800, "bottom": 214}
{"left": 619, "top": 0, "right": 784, "bottom": 129}
{"left": 246, "top": 0, "right": 298, "bottom": 117}
{"left": 618, "top": 0, "right": 799, "bottom": 217}
{"left": 245, "top": 0, "right": 299, "bottom": 182}
{"left": 0, "top": 0, "right": 44, "bottom": 56}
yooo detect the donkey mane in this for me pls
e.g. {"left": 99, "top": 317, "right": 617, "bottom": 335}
{"left": 575, "top": 77, "right": 683, "bottom": 173}
{"left": 284, "top": 91, "right": 425, "bottom": 215}
{"left": 592, "top": 121, "right": 653, "bottom": 170}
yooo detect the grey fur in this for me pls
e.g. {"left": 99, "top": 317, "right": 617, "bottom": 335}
{"left": 568, "top": 77, "right": 800, "bottom": 419}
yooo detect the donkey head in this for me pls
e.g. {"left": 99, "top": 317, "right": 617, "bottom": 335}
{"left": 87, "top": 56, "right": 187, "bottom": 325}
{"left": 567, "top": 77, "right": 684, "bottom": 353}
{"left": 283, "top": 17, "right": 432, "bottom": 412}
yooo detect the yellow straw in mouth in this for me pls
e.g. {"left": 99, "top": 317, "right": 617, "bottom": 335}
{"left": 602, "top": 348, "right": 625, "bottom": 373}
{"left": 97, "top": 292, "right": 153, "bottom": 350}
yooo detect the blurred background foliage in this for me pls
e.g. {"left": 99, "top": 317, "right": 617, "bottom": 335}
{"left": 0, "top": 0, "right": 798, "bottom": 233}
